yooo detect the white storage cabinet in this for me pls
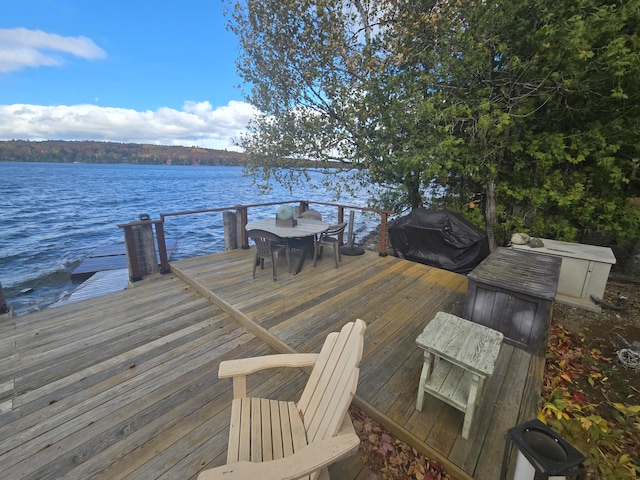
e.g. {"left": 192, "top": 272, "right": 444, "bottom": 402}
{"left": 512, "top": 239, "right": 616, "bottom": 313}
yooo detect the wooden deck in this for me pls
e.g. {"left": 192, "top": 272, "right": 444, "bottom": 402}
{"left": 0, "top": 248, "right": 544, "bottom": 479}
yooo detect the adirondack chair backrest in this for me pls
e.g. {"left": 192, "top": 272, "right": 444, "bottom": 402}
{"left": 297, "top": 319, "right": 366, "bottom": 443}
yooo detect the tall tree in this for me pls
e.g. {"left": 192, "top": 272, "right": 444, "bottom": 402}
{"left": 378, "top": 0, "right": 640, "bottom": 248}
{"left": 227, "top": 0, "right": 640, "bottom": 248}
{"left": 225, "top": 0, "right": 390, "bottom": 196}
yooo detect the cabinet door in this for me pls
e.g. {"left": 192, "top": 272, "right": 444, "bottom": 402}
{"left": 463, "top": 283, "right": 547, "bottom": 354}
{"left": 556, "top": 257, "right": 589, "bottom": 298}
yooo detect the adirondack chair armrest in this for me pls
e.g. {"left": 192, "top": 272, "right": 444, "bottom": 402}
{"left": 219, "top": 353, "right": 320, "bottom": 378}
{"left": 197, "top": 432, "right": 360, "bottom": 480}
{"left": 219, "top": 353, "right": 320, "bottom": 399}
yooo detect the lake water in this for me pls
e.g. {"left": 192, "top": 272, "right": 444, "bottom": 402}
{"left": 0, "top": 162, "right": 376, "bottom": 315}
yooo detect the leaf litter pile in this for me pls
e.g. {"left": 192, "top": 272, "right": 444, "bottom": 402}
{"left": 540, "top": 279, "right": 640, "bottom": 478}
{"left": 349, "top": 405, "right": 450, "bottom": 480}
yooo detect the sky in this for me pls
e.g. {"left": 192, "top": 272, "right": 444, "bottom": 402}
{"left": 0, "top": 0, "right": 258, "bottom": 150}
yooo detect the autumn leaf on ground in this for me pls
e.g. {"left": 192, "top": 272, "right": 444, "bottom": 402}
{"left": 377, "top": 433, "right": 395, "bottom": 457}
{"left": 561, "top": 373, "right": 573, "bottom": 383}
{"left": 573, "top": 391, "right": 587, "bottom": 403}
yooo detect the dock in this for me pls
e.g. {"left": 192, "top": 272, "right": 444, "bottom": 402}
{"left": 57, "top": 240, "right": 179, "bottom": 307}
{"left": 52, "top": 269, "right": 131, "bottom": 308}
{"left": 70, "top": 240, "right": 178, "bottom": 281}
{"left": 0, "top": 248, "right": 542, "bottom": 479}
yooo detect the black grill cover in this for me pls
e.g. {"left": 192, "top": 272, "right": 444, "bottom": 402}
{"left": 389, "top": 208, "right": 489, "bottom": 274}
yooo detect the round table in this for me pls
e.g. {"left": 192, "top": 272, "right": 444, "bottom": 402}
{"left": 246, "top": 218, "right": 329, "bottom": 274}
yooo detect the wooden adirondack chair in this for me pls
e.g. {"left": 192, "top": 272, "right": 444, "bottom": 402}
{"left": 198, "top": 319, "right": 366, "bottom": 480}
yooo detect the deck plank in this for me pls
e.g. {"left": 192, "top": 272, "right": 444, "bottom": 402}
{"left": 0, "top": 248, "right": 542, "bottom": 480}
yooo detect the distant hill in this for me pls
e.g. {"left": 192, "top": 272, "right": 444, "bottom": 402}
{"left": 0, "top": 140, "right": 252, "bottom": 166}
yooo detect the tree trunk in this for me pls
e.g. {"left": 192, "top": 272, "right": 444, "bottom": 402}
{"left": 406, "top": 174, "right": 423, "bottom": 209}
{"left": 485, "top": 177, "right": 498, "bottom": 252}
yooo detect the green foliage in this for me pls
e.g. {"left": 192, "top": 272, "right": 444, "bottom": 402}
{"left": 547, "top": 417, "right": 638, "bottom": 479}
{"left": 384, "top": 0, "right": 640, "bottom": 246}
{"left": 225, "top": 0, "right": 387, "bottom": 183}
{"left": 226, "top": 0, "right": 640, "bottom": 247}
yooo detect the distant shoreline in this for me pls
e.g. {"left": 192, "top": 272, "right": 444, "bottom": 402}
{"left": 0, "top": 139, "right": 347, "bottom": 169}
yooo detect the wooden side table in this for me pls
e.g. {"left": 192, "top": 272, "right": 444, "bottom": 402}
{"left": 416, "top": 311, "right": 503, "bottom": 439}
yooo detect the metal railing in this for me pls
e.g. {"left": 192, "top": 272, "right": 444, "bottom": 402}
{"left": 119, "top": 200, "right": 394, "bottom": 281}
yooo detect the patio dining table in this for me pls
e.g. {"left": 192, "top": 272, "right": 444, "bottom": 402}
{"left": 245, "top": 218, "right": 329, "bottom": 274}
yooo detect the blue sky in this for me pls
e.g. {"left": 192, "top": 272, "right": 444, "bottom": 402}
{"left": 0, "top": 0, "right": 257, "bottom": 150}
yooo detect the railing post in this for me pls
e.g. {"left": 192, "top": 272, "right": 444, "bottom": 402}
{"left": 154, "top": 220, "right": 171, "bottom": 274}
{"left": 121, "top": 224, "right": 143, "bottom": 281}
{"left": 239, "top": 207, "right": 249, "bottom": 249}
{"left": 223, "top": 211, "right": 237, "bottom": 250}
{"left": 235, "top": 209, "right": 244, "bottom": 249}
{"left": 379, "top": 212, "right": 389, "bottom": 257}
{"left": 337, "top": 206, "right": 345, "bottom": 244}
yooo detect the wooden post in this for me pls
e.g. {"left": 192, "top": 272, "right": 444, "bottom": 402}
{"left": 235, "top": 208, "right": 244, "bottom": 250}
{"left": 223, "top": 211, "right": 237, "bottom": 250}
{"left": 154, "top": 221, "right": 171, "bottom": 274}
{"left": 379, "top": 212, "right": 389, "bottom": 257}
{"left": 337, "top": 206, "right": 345, "bottom": 245}
{"left": 132, "top": 223, "right": 158, "bottom": 276}
{"left": 0, "top": 282, "right": 8, "bottom": 314}
{"left": 121, "top": 225, "right": 142, "bottom": 281}
{"left": 347, "top": 211, "right": 355, "bottom": 246}
{"left": 239, "top": 207, "right": 249, "bottom": 249}
{"left": 120, "top": 219, "right": 166, "bottom": 280}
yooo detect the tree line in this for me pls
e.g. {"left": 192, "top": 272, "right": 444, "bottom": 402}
{"left": 0, "top": 140, "right": 335, "bottom": 168}
{"left": 0, "top": 140, "right": 249, "bottom": 166}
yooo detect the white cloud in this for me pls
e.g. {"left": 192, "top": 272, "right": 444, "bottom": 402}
{"left": 0, "top": 100, "right": 259, "bottom": 150}
{"left": 0, "top": 27, "right": 107, "bottom": 73}
{"left": 0, "top": 28, "right": 257, "bottom": 150}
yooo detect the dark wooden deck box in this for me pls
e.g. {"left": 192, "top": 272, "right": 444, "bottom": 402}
{"left": 462, "top": 247, "right": 561, "bottom": 355}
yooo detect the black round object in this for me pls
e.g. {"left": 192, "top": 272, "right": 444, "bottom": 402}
{"left": 522, "top": 429, "right": 568, "bottom": 462}
{"left": 341, "top": 245, "right": 365, "bottom": 256}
